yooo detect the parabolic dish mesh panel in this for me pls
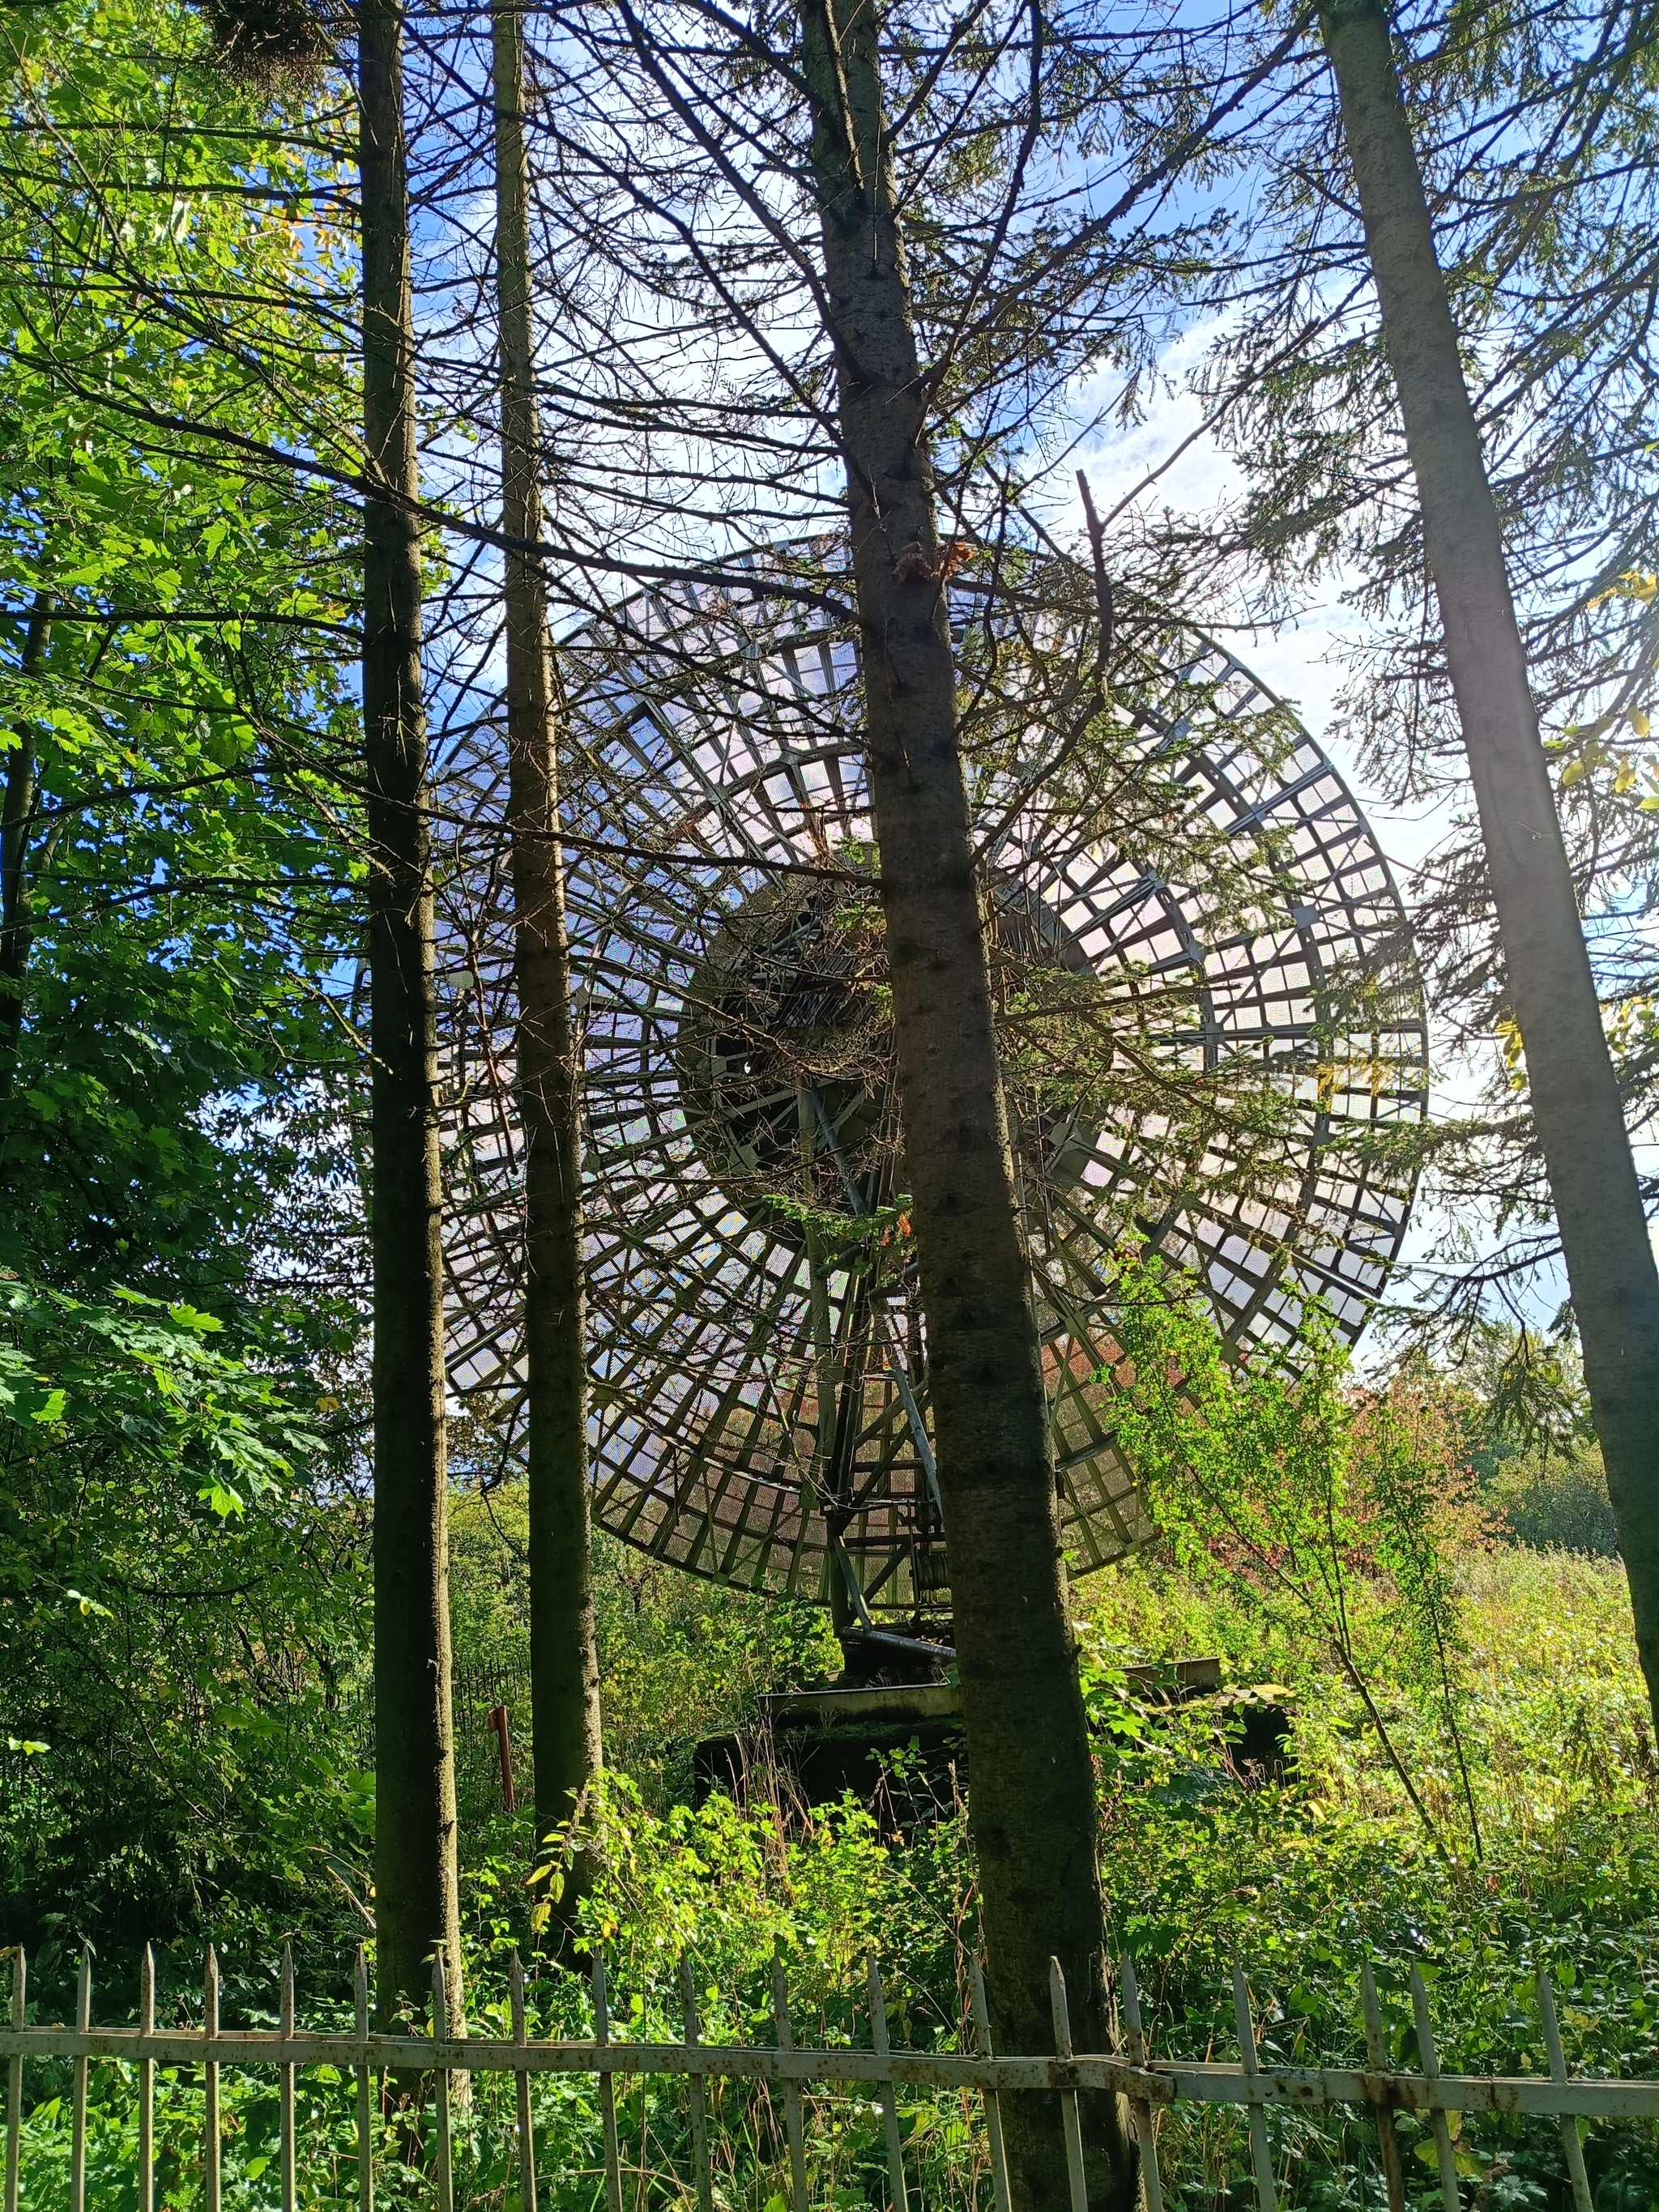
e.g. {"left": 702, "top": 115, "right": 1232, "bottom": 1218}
{"left": 440, "top": 561, "right": 1427, "bottom": 1623}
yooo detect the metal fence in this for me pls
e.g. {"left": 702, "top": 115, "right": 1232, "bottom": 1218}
{"left": 2, "top": 1938, "right": 1646, "bottom": 2212}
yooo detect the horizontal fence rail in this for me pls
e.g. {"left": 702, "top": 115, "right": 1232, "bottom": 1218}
{"left": 2, "top": 1941, "right": 1634, "bottom": 2212}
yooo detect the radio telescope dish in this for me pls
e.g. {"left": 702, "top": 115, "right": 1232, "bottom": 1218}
{"left": 441, "top": 555, "right": 1427, "bottom": 1641}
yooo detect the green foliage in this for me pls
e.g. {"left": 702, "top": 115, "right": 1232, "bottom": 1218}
{"left": 0, "top": 1270, "right": 369, "bottom": 1973}
{"left": 0, "top": 0, "right": 363, "bottom": 1339}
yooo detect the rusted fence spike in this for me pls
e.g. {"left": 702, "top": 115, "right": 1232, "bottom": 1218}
{"left": 1359, "top": 1963, "right": 1405, "bottom": 2212}
{"left": 354, "top": 1944, "right": 373, "bottom": 2212}
{"left": 5, "top": 1946, "right": 23, "bottom": 2212}
{"left": 203, "top": 1946, "right": 221, "bottom": 2212}
{"left": 680, "top": 1958, "right": 714, "bottom": 2212}
{"left": 1118, "top": 1956, "right": 1165, "bottom": 2212}
{"left": 279, "top": 1943, "right": 296, "bottom": 2212}
{"left": 1231, "top": 1964, "right": 1277, "bottom": 2212}
{"left": 69, "top": 1944, "right": 90, "bottom": 2212}
{"left": 1047, "top": 1958, "right": 1089, "bottom": 2212}
{"left": 432, "top": 1948, "right": 454, "bottom": 2212}
{"left": 969, "top": 1958, "right": 1012, "bottom": 2212}
{"left": 1409, "top": 1965, "right": 1461, "bottom": 2212}
{"left": 511, "top": 1950, "right": 537, "bottom": 2212}
{"left": 138, "top": 1945, "right": 155, "bottom": 2212}
{"left": 867, "top": 1955, "right": 909, "bottom": 2212}
{"left": 593, "top": 1954, "right": 624, "bottom": 2212}
{"left": 774, "top": 1945, "right": 808, "bottom": 2212}
{"left": 1536, "top": 1974, "right": 1593, "bottom": 2212}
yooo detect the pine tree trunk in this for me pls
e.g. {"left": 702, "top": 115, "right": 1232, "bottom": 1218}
{"left": 360, "top": 0, "right": 464, "bottom": 2034}
{"left": 799, "top": 3, "right": 1133, "bottom": 2204}
{"left": 491, "top": 0, "right": 603, "bottom": 1938}
{"left": 1320, "top": 0, "right": 1659, "bottom": 1725}
{"left": 0, "top": 590, "right": 53, "bottom": 1104}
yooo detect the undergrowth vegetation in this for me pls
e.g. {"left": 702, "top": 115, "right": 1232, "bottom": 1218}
{"left": 7, "top": 1277, "right": 1658, "bottom": 2204}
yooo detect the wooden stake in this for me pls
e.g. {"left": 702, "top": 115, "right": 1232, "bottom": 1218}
{"left": 1047, "top": 1958, "right": 1090, "bottom": 2212}
{"left": 680, "top": 1958, "right": 714, "bottom": 2212}
{"left": 138, "top": 1945, "right": 155, "bottom": 2212}
{"left": 5, "top": 1947, "right": 23, "bottom": 2212}
{"left": 1408, "top": 1966, "right": 1461, "bottom": 2212}
{"left": 593, "top": 1956, "right": 623, "bottom": 2212}
{"left": 773, "top": 1946, "right": 808, "bottom": 2212}
{"left": 203, "top": 1947, "right": 220, "bottom": 2212}
{"left": 1537, "top": 1974, "right": 1593, "bottom": 2212}
{"left": 968, "top": 1958, "right": 1012, "bottom": 2212}
{"left": 355, "top": 1945, "right": 373, "bottom": 2212}
{"left": 1231, "top": 1965, "right": 1277, "bottom": 2212}
{"left": 1118, "top": 1956, "right": 1165, "bottom": 2212}
{"left": 510, "top": 1950, "right": 536, "bottom": 2212}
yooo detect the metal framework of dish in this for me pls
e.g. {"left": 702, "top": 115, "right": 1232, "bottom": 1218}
{"left": 439, "top": 560, "right": 1428, "bottom": 1634}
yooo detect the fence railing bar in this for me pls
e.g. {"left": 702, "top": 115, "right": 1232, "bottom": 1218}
{"left": 593, "top": 1954, "right": 624, "bottom": 2212}
{"left": 204, "top": 1945, "right": 221, "bottom": 2212}
{"left": 511, "top": 1949, "right": 537, "bottom": 2212}
{"left": 1231, "top": 1963, "right": 1277, "bottom": 2212}
{"left": 1536, "top": 1974, "right": 1593, "bottom": 2212}
{"left": 1408, "top": 1967, "right": 1460, "bottom": 2212}
{"left": 280, "top": 1942, "right": 297, "bottom": 2212}
{"left": 1047, "top": 1958, "right": 1090, "bottom": 2212}
{"left": 680, "top": 1958, "right": 714, "bottom": 2212}
{"left": 1359, "top": 1963, "right": 1405, "bottom": 2212}
{"left": 1118, "top": 1956, "right": 1164, "bottom": 2212}
{"left": 69, "top": 1944, "right": 89, "bottom": 2212}
{"left": 5, "top": 1946, "right": 22, "bottom": 2212}
{"left": 139, "top": 1945, "right": 156, "bottom": 2212}
{"left": 867, "top": 1954, "right": 909, "bottom": 2212}
{"left": 432, "top": 1949, "right": 454, "bottom": 2212}
{"left": 354, "top": 1945, "right": 373, "bottom": 2212}
{"left": 773, "top": 1946, "right": 808, "bottom": 2212}
{"left": 0, "top": 2022, "right": 1647, "bottom": 2119}
{"left": 968, "top": 1958, "right": 1012, "bottom": 2212}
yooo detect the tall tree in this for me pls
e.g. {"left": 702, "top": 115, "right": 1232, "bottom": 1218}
{"left": 490, "top": 0, "right": 603, "bottom": 1939}
{"left": 797, "top": 1, "right": 1133, "bottom": 2202}
{"left": 1313, "top": 0, "right": 1659, "bottom": 1728}
{"left": 359, "top": 0, "right": 463, "bottom": 2031}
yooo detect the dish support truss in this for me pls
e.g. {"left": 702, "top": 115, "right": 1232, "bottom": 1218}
{"left": 438, "top": 569, "right": 1428, "bottom": 1628}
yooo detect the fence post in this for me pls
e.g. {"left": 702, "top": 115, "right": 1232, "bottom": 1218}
{"left": 138, "top": 1945, "right": 155, "bottom": 2212}
{"left": 432, "top": 1948, "right": 454, "bottom": 2212}
{"left": 279, "top": 1944, "right": 297, "bottom": 2212}
{"left": 773, "top": 1943, "right": 808, "bottom": 2212}
{"left": 1047, "top": 1958, "right": 1090, "bottom": 2212}
{"left": 680, "top": 1957, "right": 714, "bottom": 2212}
{"left": 593, "top": 1954, "right": 624, "bottom": 2212}
{"left": 867, "top": 1956, "right": 909, "bottom": 2212}
{"left": 1408, "top": 1966, "right": 1461, "bottom": 2212}
{"left": 968, "top": 1958, "right": 1012, "bottom": 2212}
{"left": 69, "top": 1944, "right": 89, "bottom": 2212}
{"left": 203, "top": 1946, "right": 221, "bottom": 2212}
{"left": 1536, "top": 1974, "right": 1593, "bottom": 2212}
{"left": 1230, "top": 1965, "right": 1277, "bottom": 2212}
{"left": 354, "top": 1944, "right": 373, "bottom": 2212}
{"left": 510, "top": 1950, "right": 537, "bottom": 2212}
{"left": 1358, "top": 1963, "right": 1405, "bottom": 2212}
{"left": 1118, "top": 1956, "right": 1164, "bottom": 2212}
{"left": 5, "top": 1946, "right": 23, "bottom": 2212}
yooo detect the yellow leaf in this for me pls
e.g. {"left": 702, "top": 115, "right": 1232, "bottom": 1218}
{"left": 1632, "top": 710, "right": 1652, "bottom": 739}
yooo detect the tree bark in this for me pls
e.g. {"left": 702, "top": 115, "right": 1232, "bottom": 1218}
{"left": 0, "top": 591, "right": 53, "bottom": 1105}
{"left": 360, "top": 0, "right": 464, "bottom": 2034}
{"left": 1320, "top": 0, "right": 1659, "bottom": 1724}
{"left": 799, "top": 3, "right": 1134, "bottom": 2205}
{"left": 491, "top": 0, "right": 604, "bottom": 1937}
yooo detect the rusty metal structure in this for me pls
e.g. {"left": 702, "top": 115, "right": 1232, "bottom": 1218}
{"left": 439, "top": 556, "right": 1427, "bottom": 1649}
